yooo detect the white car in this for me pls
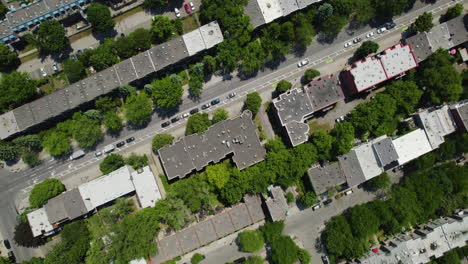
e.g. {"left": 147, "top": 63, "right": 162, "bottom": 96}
{"left": 366, "top": 31, "right": 375, "bottom": 38}
{"left": 190, "top": 1, "right": 195, "bottom": 10}
{"left": 40, "top": 68, "right": 47, "bottom": 77}
{"left": 344, "top": 41, "right": 352, "bottom": 48}
{"left": 377, "top": 27, "right": 387, "bottom": 34}
{"left": 312, "top": 204, "right": 321, "bottom": 211}
{"left": 174, "top": 8, "right": 181, "bottom": 17}
{"left": 52, "top": 63, "right": 58, "bottom": 72}
{"left": 297, "top": 58, "right": 309, "bottom": 67}
{"left": 95, "top": 151, "right": 103, "bottom": 157}
{"left": 181, "top": 113, "right": 190, "bottom": 118}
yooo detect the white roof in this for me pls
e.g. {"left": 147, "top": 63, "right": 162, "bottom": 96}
{"left": 393, "top": 129, "right": 433, "bottom": 165}
{"left": 199, "top": 21, "right": 224, "bottom": 49}
{"left": 183, "top": 29, "right": 205, "bottom": 56}
{"left": 78, "top": 166, "right": 135, "bottom": 211}
{"left": 131, "top": 166, "right": 162, "bottom": 208}
{"left": 257, "top": 0, "right": 283, "bottom": 23}
{"left": 350, "top": 57, "right": 387, "bottom": 92}
{"left": 129, "top": 258, "right": 146, "bottom": 264}
{"left": 27, "top": 208, "right": 54, "bottom": 237}
{"left": 441, "top": 214, "right": 468, "bottom": 249}
{"left": 417, "top": 105, "right": 457, "bottom": 149}
{"left": 354, "top": 138, "right": 384, "bottom": 180}
{"left": 380, "top": 43, "right": 418, "bottom": 78}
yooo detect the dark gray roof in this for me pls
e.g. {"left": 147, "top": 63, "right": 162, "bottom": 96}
{"left": 244, "top": 0, "right": 266, "bottom": 28}
{"left": 285, "top": 121, "right": 310, "bottom": 147}
{"left": 114, "top": 59, "right": 138, "bottom": 85}
{"left": 265, "top": 186, "right": 288, "bottom": 221}
{"left": 159, "top": 111, "right": 266, "bottom": 180}
{"left": 149, "top": 37, "right": 188, "bottom": 71}
{"left": 372, "top": 137, "right": 399, "bottom": 169}
{"left": 406, "top": 33, "right": 433, "bottom": 63}
{"left": 44, "top": 189, "right": 88, "bottom": 224}
{"left": 307, "top": 163, "right": 347, "bottom": 194}
{"left": 12, "top": 104, "right": 35, "bottom": 130}
{"left": 338, "top": 151, "right": 367, "bottom": 188}
{"left": 446, "top": 14, "right": 468, "bottom": 47}
{"left": 305, "top": 75, "right": 344, "bottom": 111}
{"left": 131, "top": 51, "right": 156, "bottom": 79}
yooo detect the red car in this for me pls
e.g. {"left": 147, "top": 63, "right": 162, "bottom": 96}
{"left": 184, "top": 3, "right": 191, "bottom": 14}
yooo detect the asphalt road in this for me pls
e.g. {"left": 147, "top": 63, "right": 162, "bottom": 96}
{"left": 0, "top": 0, "right": 464, "bottom": 261}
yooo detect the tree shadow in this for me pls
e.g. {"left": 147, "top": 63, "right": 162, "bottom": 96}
{"left": 91, "top": 28, "right": 118, "bottom": 44}
{"left": 315, "top": 33, "right": 337, "bottom": 45}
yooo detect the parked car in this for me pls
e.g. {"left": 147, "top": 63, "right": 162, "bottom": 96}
{"left": 189, "top": 108, "right": 199, "bottom": 115}
{"left": 353, "top": 36, "right": 362, "bottom": 43}
{"left": 171, "top": 116, "right": 180, "bottom": 123}
{"left": 95, "top": 151, "right": 103, "bottom": 157}
{"left": 40, "top": 67, "right": 47, "bottom": 77}
{"left": 377, "top": 27, "right": 387, "bottom": 34}
{"left": 181, "top": 113, "right": 190, "bottom": 118}
{"left": 52, "top": 63, "right": 58, "bottom": 72}
{"left": 201, "top": 103, "right": 211, "bottom": 110}
{"left": 321, "top": 255, "right": 329, "bottom": 264}
{"left": 297, "top": 58, "right": 309, "bottom": 67}
{"left": 174, "top": 8, "right": 181, "bottom": 17}
{"left": 323, "top": 199, "right": 333, "bottom": 206}
{"left": 4, "top": 239, "right": 11, "bottom": 249}
{"left": 70, "top": 54, "right": 77, "bottom": 60}
{"left": 8, "top": 251, "right": 15, "bottom": 262}
{"left": 344, "top": 41, "right": 352, "bottom": 48}
{"left": 184, "top": 3, "right": 191, "bottom": 14}
{"left": 211, "top": 98, "right": 220, "bottom": 105}
{"left": 366, "top": 31, "right": 375, "bottom": 38}
{"left": 104, "top": 144, "right": 115, "bottom": 154}
{"left": 161, "top": 121, "right": 171, "bottom": 127}
{"left": 116, "top": 141, "right": 125, "bottom": 148}
{"left": 312, "top": 204, "right": 321, "bottom": 211}
{"left": 190, "top": 1, "right": 195, "bottom": 10}
{"left": 345, "top": 189, "right": 353, "bottom": 195}
{"left": 126, "top": 137, "right": 135, "bottom": 143}
{"left": 456, "top": 156, "right": 466, "bottom": 163}
{"left": 69, "top": 149, "right": 85, "bottom": 161}
{"left": 227, "top": 92, "right": 236, "bottom": 99}
{"left": 385, "top": 22, "right": 396, "bottom": 29}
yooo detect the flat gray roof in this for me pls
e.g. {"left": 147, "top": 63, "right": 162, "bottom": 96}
{"left": 427, "top": 23, "right": 453, "bottom": 50}
{"left": 338, "top": 151, "right": 367, "bottom": 188}
{"left": 415, "top": 105, "right": 457, "bottom": 149}
{"left": 450, "top": 100, "right": 468, "bottom": 131}
{"left": 273, "top": 75, "right": 344, "bottom": 146}
{"left": 406, "top": 33, "right": 433, "bottom": 63}
{"left": 279, "top": 0, "right": 299, "bottom": 16}
{"left": 307, "top": 163, "right": 346, "bottom": 194}
{"left": 265, "top": 186, "right": 288, "bottom": 221}
{"left": 44, "top": 189, "right": 88, "bottom": 224}
{"left": 0, "top": 21, "right": 223, "bottom": 140}
{"left": 445, "top": 14, "right": 468, "bottom": 47}
{"left": 159, "top": 111, "right": 266, "bottom": 180}
{"left": 183, "top": 29, "right": 205, "bottom": 56}
{"left": 244, "top": 0, "right": 266, "bottom": 28}
{"left": 155, "top": 195, "right": 265, "bottom": 263}
{"left": 372, "top": 137, "right": 398, "bottom": 169}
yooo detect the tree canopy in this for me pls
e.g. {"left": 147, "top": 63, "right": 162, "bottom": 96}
{"left": 237, "top": 230, "right": 264, "bottom": 252}
{"left": 0, "top": 43, "right": 18, "bottom": 71}
{"left": 71, "top": 112, "right": 103, "bottom": 148}
{"left": 212, "top": 108, "right": 229, "bottom": 123}
{"left": 41, "top": 130, "right": 71, "bottom": 156}
{"left": 152, "top": 134, "right": 174, "bottom": 151}
{"left": 444, "top": 4, "right": 463, "bottom": 21}
{"left": 0, "top": 71, "right": 37, "bottom": 113}
{"left": 29, "top": 178, "right": 65, "bottom": 208}
{"left": 185, "top": 113, "right": 211, "bottom": 135}
{"left": 151, "top": 16, "right": 176, "bottom": 43}
{"left": 100, "top": 154, "right": 125, "bottom": 174}
{"left": 331, "top": 122, "right": 354, "bottom": 155}
{"left": 244, "top": 92, "right": 262, "bottom": 116}
{"left": 33, "top": 20, "right": 68, "bottom": 54}
{"left": 269, "top": 235, "right": 300, "bottom": 264}
{"left": 276, "top": 80, "right": 292, "bottom": 94}
{"left": 413, "top": 12, "right": 434, "bottom": 32}
{"left": 354, "top": 41, "right": 379, "bottom": 59}
{"left": 205, "top": 163, "right": 231, "bottom": 190}
{"left": 304, "top": 69, "right": 320, "bottom": 82}
{"left": 151, "top": 77, "right": 183, "bottom": 109}
{"left": 86, "top": 3, "right": 115, "bottom": 33}
{"left": 142, "top": 0, "right": 166, "bottom": 9}
{"left": 63, "top": 59, "right": 85, "bottom": 83}
{"left": 125, "top": 93, "right": 153, "bottom": 126}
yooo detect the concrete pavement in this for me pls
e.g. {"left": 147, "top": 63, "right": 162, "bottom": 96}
{"left": 1, "top": 0, "right": 464, "bottom": 261}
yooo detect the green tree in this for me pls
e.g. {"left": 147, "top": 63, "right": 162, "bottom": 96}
{"left": 260, "top": 221, "right": 284, "bottom": 242}
{"left": 317, "top": 3, "right": 334, "bottom": 23}
{"left": 212, "top": 108, "right": 229, "bottom": 123}
{"left": 29, "top": 178, "right": 65, "bottom": 208}
{"left": 354, "top": 41, "right": 379, "bottom": 59}
{"left": 95, "top": 96, "right": 122, "bottom": 113}
{"left": 151, "top": 77, "right": 183, "bottom": 109}
{"left": 353, "top": 0, "right": 375, "bottom": 24}
{"left": 285, "top": 192, "right": 295, "bottom": 204}
{"left": 261, "top": 23, "right": 291, "bottom": 62}
{"left": 202, "top": 55, "right": 218, "bottom": 75}
{"left": 0, "top": 71, "right": 37, "bottom": 112}
{"left": 304, "top": 69, "right": 321, "bottom": 82}
{"left": 238, "top": 230, "right": 264, "bottom": 253}
{"left": 99, "top": 154, "right": 125, "bottom": 174}
{"left": 365, "top": 172, "right": 390, "bottom": 191}
{"left": 385, "top": 81, "right": 422, "bottom": 114}
{"left": 88, "top": 39, "right": 119, "bottom": 71}
{"left": 71, "top": 112, "right": 103, "bottom": 148}
{"left": 310, "top": 130, "right": 334, "bottom": 160}
{"left": 13, "top": 135, "right": 42, "bottom": 151}
{"left": 240, "top": 41, "right": 265, "bottom": 74}
{"left": 33, "top": 20, "right": 68, "bottom": 54}
{"left": 21, "top": 257, "right": 44, "bottom": 264}
{"left": 151, "top": 16, "right": 175, "bottom": 43}
{"left": 444, "top": 4, "right": 463, "bottom": 20}
{"left": 0, "top": 142, "right": 19, "bottom": 161}
{"left": 22, "top": 151, "right": 41, "bottom": 168}
{"left": 244, "top": 256, "right": 264, "bottom": 264}
{"left": 371, "top": 0, "right": 408, "bottom": 18}
{"left": 292, "top": 13, "right": 314, "bottom": 47}
{"left": 128, "top": 28, "right": 152, "bottom": 51}
{"left": 331, "top": 122, "right": 355, "bottom": 155}
{"left": 125, "top": 93, "right": 153, "bottom": 126}
{"left": 270, "top": 236, "right": 300, "bottom": 264}
{"left": 205, "top": 163, "right": 231, "bottom": 189}
{"left": 113, "top": 36, "right": 137, "bottom": 59}
{"left": 0, "top": 43, "right": 18, "bottom": 71}
{"left": 152, "top": 134, "right": 174, "bottom": 151}
{"left": 298, "top": 192, "right": 317, "bottom": 208}
{"left": 62, "top": 59, "right": 85, "bottom": 83}
{"left": 437, "top": 250, "right": 461, "bottom": 264}
{"left": 125, "top": 153, "right": 148, "bottom": 170}
{"left": 157, "top": 198, "right": 193, "bottom": 230}
{"left": 245, "top": 92, "right": 262, "bottom": 116}
{"left": 322, "top": 215, "right": 365, "bottom": 260}
{"left": 186, "top": 113, "right": 211, "bottom": 135}
{"left": 86, "top": 3, "right": 115, "bottom": 33}
{"left": 142, "top": 0, "right": 166, "bottom": 9}
{"left": 298, "top": 248, "right": 311, "bottom": 264}
{"left": 216, "top": 40, "right": 241, "bottom": 73}
{"left": 321, "top": 15, "right": 348, "bottom": 36}
{"left": 13, "top": 221, "right": 46, "bottom": 248}
{"left": 84, "top": 108, "right": 103, "bottom": 120}
{"left": 191, "top": 253, "right": 204, "bottom": 264}
{"left": 348, "top": 204, "right": 380, "bottom": 238}
{"left": 103, "top": 111, "right": 123, "bottom": 133}
{"left": 413, "top": 12, "right": 434, "bottom": 32}
{"left": 188, "top": 72, "right": 203, "bottom": 97}
{"left": 41, "top": 130, "right": 71, "bottom": 156}
{"left": 0, "top": 2, "right": 8, "bottom": 19}
{"left": 276, "top": 80, "right": 292, "bottom": 94}
{"left": 118, "top": 84, "right": 137, "bottom": 98}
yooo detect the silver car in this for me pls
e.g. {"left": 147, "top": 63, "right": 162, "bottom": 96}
{"left": 297, "top": 58, "right": 309, "bottom": 67}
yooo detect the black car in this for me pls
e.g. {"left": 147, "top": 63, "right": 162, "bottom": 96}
{"left": 161, "top": 121, "right": 171, "bottom": 127}
{"left": 171, "top": 116, "right": 180, "bottom": 123}
{"left": 116, "top": 141, "right": 125, "bottom": 148}
{"left": 323, "top": 199, "right": 333, "bottom": 206}
{"left": 211, "top": 98, "right": 220, "bottom": 105}
{"left": 126, "top": 137, "right": 135, "bottom": 143}
{"left": 8, "top": 251, "right": 15, "bottom": 262}
{"left": 321, "top": 255, "right": 329, "bottom": 264}
{"left": 201, "top": 103, "right": 211, "bottom": 110}
{"left": 385, "top": 22, "right": 396, "bottom": 29}
{"left": 4, "top": 239, "right": 11, "bottom": 249}
{"left": 189, "top": 108, "right": 199, "bottom": 115}
{"left": 233, "top": 257, "right": 246, "bottom": 263}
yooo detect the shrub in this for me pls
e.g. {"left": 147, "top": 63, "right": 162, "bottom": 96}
{"left": 191, "top": 253, "right": 204, "bottom": 264}
{"left": 29, "top": 178, "right": 65, "bottom": 208}
{"left": 238, "top": 230, "right": 264, "bottom": 252}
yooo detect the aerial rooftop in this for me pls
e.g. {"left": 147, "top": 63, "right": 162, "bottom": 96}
{"left": 264, "top": 185, "right": 289, "bottom": 221}
{"left": 0, "top": 21, "right": 223, "bottom": 140}
{"left": 414, "top": 105, "right": 457, "bottom": 149}
{"left": 273, "top": 75, "right": 344, "bottom": 146}
{"left": 158, "top": 111, "right": 266, "bottom": 180}
{"left": 307, "top": 163, "right": 346, "bottom": 194}
{"left": 450, "top": 99, "right": 468, "bottom": 133}
{"left": 343, "top": 43, "right": 418, "bottom": 93}
{"left": 392, "top": 128, "right": 433, "bottom": 165}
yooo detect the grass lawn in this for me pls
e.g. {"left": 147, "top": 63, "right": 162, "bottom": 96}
{"left": 181, "top": 14, "right": 199, "bottom": 33}
{"left": 69, "top": 28, "right": 93, "bottom": 43}
{"left": 114, "top": 6, "right": 143, "bottom": 24}
{"left": 308, "top": 119, "right": 332, "bottom": 135}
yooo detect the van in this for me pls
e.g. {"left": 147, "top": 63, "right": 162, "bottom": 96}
{"left": 104, "top": 144, "right": 115, "bottom": 154}
{"left": 69, "top": 150, "right": 85, "bottom": 160}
